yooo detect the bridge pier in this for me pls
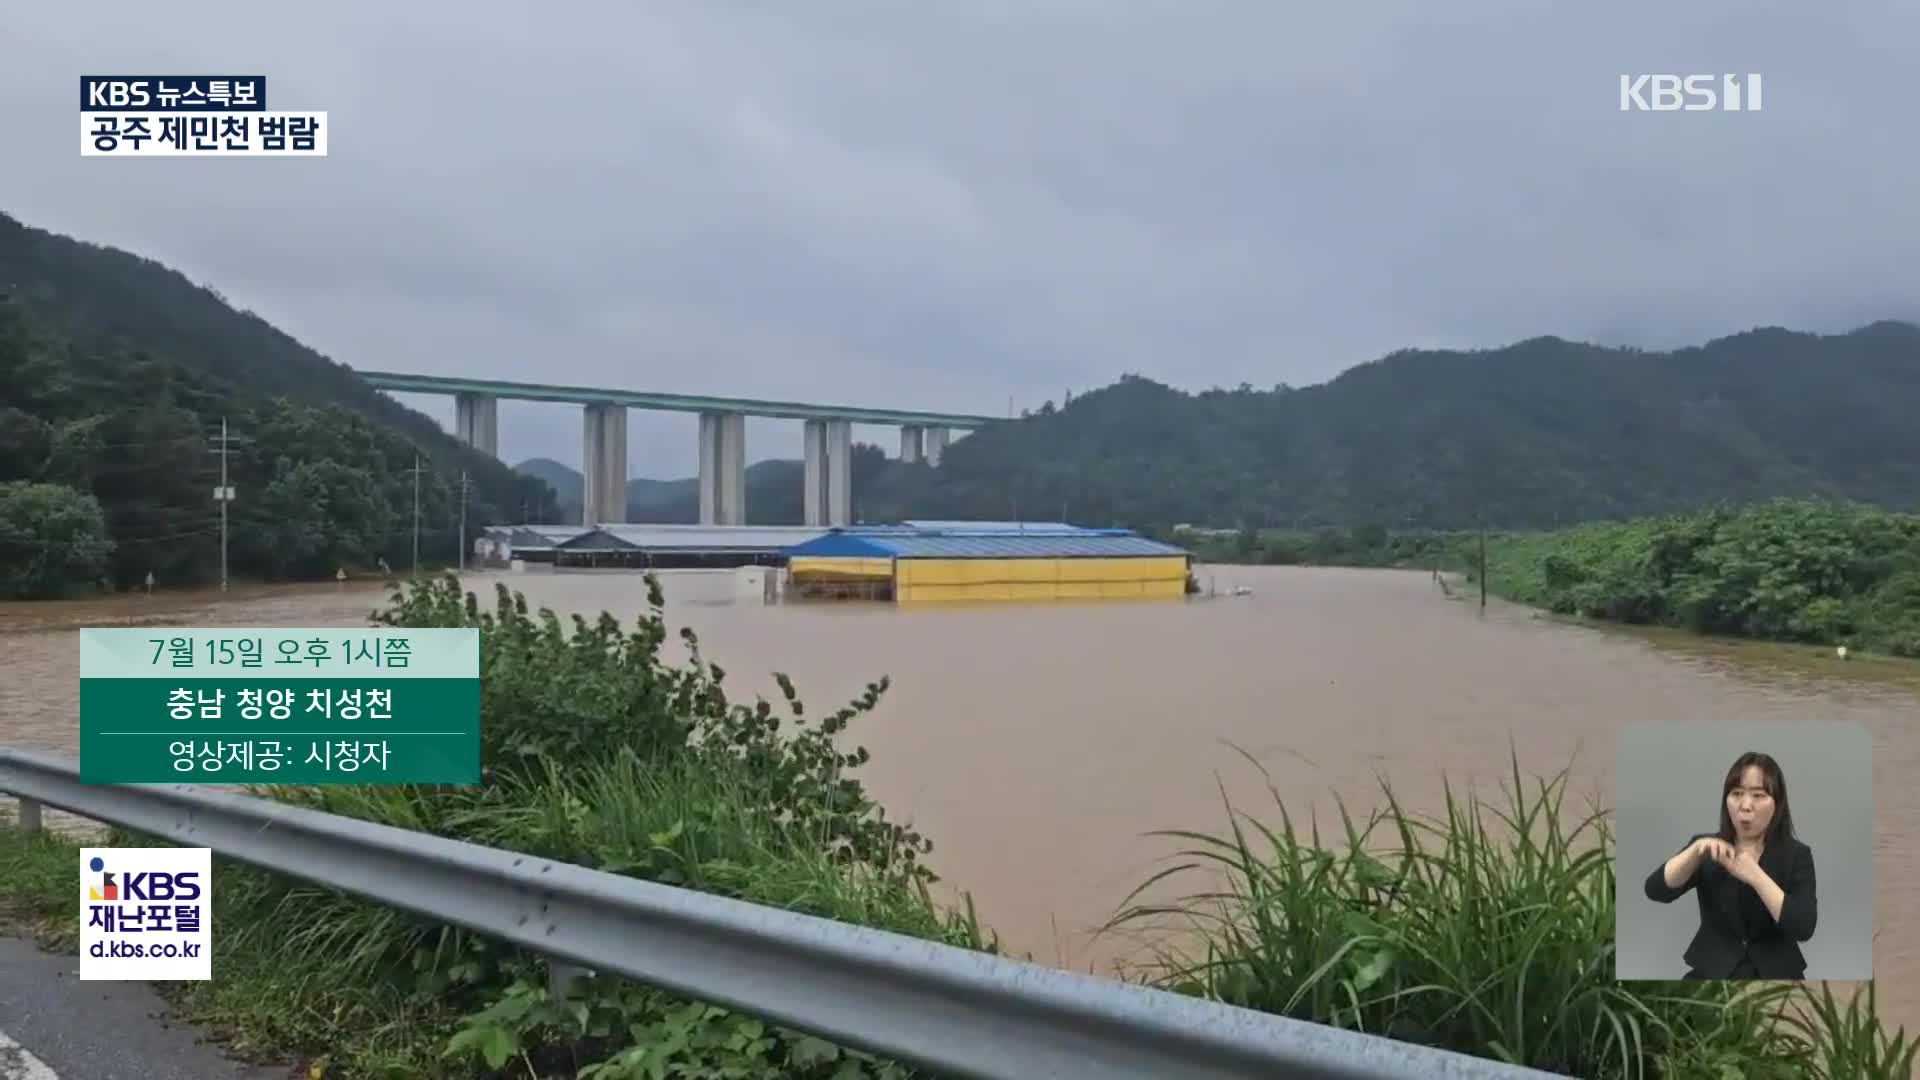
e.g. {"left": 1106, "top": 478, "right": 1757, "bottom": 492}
{"left": 899, "top": 425, "right": 925, "bottom": 464}
{"left": 803, "top": 418, "right": 852, "bottom": 527}
{"left": 454, "top": 393, "right": 498, "bottom": 458}
{"left": 925, "top": 427, "right": 949, "bottom": 467}
{"left": 697, "top": 412, "right": 747, "bottom": 526}
{"left": 581, "top": 404, "right": 627, "bottom": 525}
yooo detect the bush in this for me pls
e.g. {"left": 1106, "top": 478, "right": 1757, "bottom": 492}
{"left": 0, "top": 479, "right": 114, "bottom": 598}
{"left": 1482, "top": 499, "right": 1920, "bottom": 656}
{"left": 154, "top": 573, "right": 978, "bottom": 1079}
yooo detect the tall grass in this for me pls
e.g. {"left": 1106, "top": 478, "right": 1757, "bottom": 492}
{"left": 1103, "top": 747, "right": 1914, "bottom": 1078}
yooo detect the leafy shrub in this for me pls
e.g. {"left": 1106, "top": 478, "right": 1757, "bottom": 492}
{"left": 167, "top": 573, "right": 967, "bottom": 1079}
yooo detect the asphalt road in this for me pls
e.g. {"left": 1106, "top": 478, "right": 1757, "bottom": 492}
{"left": 0, "top": 936, "right": 288, "bottom": 1080}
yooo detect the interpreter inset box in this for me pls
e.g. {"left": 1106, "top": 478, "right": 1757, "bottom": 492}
{"left": 1615, "top": 721, "right": 1873, "bottom": 981}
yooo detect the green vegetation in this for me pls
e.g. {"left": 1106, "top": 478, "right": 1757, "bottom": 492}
{"left": 519, "top": 321, "right": 1920, "bottom": 532}
{"left": 1189, "top": 499, "right": 1920, "bottom": 659}
{"left": 3, "top": 581, "right": 1914, "bottom": 1076}
{"left": 1181, "top": 523, "right": 1458, "bottom": 569}
{"left": 1105, "top": 749, "right": 1915, "bottom": 1079}
{"left": 858, "top": 323, "right": 1920, "bottom": 531}
{"left": 0, "top": 212, "right": 561, "bottom": 598}
{"left": 4, "top": 574, "right": 983, "bottom": 1078}
{"left": 4, "top": 209, "right": 1918, "bottom": 1073}
{"left": 0, "top": 479, "right": 115, "bottom": 598}
{"left": 1475, "top": 499, "right": 1920, "bottom": 658}
{"left": 8, "top": 742, "right": 1912, "bottom": 1079}
{"left": 16, "top": 208, "right": 1920, "bottom": 547}
{"left": 0, "top": 296, "right": 558, "bottom": 597}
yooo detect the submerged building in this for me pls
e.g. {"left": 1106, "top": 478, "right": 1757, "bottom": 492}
{"left": 476, "top": 524, "right": 829, "bottom": 569}
{"left": 474, "top": 520, "right": 1196, "bottom": 606}
{"left": 782, "top": 523, "right": 1193, "bottom": 604}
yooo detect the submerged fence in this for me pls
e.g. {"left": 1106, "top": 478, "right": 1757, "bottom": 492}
{"left": 1, "top": 747, "right": 1564, "bottom": 1080}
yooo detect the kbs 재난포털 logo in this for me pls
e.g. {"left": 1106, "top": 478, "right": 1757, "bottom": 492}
{"left": 78, "top": 846, "right": 212, "bottom": 980}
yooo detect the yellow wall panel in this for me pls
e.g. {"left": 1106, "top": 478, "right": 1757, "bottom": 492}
{"left": 893, "top": 564, "right": 1190, "bottom": 605}
{"left": 789, "top": 556, "right": 892, "bottom": 580}
{"left": 895, "top": 556, "right": 1188, "bottom": 587}
{"left": 1051, "top": 556, "right": 1188, "bottom": 583}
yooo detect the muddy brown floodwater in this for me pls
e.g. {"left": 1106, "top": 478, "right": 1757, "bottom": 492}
{"left": 4, "top": 566, "right": 1916, "bottom": 1036}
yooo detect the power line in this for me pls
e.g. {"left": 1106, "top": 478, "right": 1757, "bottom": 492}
{"left": 83, "top": 433, "right": 218, "bottom": 452}
{"left": 109, "top": 525, "right": 225, "bottom": 547}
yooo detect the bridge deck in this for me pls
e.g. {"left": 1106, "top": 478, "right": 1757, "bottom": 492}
{"left": 358, "top": 371, "right": 999, "bottom": 428}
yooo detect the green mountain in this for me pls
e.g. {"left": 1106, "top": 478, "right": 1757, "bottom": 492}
{"left": 508, "top": 458, "right": 700, "bottom": 523}
{"left": 514, "top": 457, "right": 582, "bottom": 513}
{"left": 0, "top": 211, "right": 561, "bottom": 595}
{"left": 13, "top": 204, "right": 1918, "bottom": 588}
{"left": 857, "top": 323, "right": 1920, "bottom": 531}
{"left": 514, "top": 322, "right": 1920, "bottom": 532}
{"left": 513, "top": 457, "right": 887, "bottom": 524}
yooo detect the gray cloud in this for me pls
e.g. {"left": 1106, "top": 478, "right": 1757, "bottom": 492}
{"left": 4, "top": 0, "right": 1914, "bottom": 475}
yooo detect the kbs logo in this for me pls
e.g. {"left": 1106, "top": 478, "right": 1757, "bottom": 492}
{"left": 79, "top": 847, "right": 212, "bottom": 981}
{"left": 88, "top": 857, "right": 202, "bottom": 902}
{"left": 79, "top": 76, "right": 265, "bottom": 112}
{"left": 1619, "top": 74, "right": 1763, "bottom": 112}
{"left": 78, "top": 75, "right": 325, "bottom": 157}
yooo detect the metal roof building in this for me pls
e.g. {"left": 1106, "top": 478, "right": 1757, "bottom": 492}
{"left": 475, "top": 521, "right": 1194, "bottom": 599}
{"left": 784, "top": 525, "right": 1192, "bottom": 605}
{"left": 478, "top": 524, "right": 831, "bottom": 568}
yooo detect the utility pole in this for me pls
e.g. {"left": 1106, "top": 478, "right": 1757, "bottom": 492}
{"left": 208, "top": 417, "right": 243, "bottom": 592}
{"left": 457, "top": 469, "right": 469, "bottom": 573}
{"left": 1479, "top": 527, "right": 1488, "bottom": 613}
{"left": 409, "top": 453, "right": 425, "bottom": 575}
{"left": 219, "top": 416, "right": 230, "bottom": 591}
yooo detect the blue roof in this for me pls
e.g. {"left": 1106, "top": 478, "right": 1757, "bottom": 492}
{"left": 900, "top": 520, "right": 1088, "bottom": 534}
{"left": 786, "top": 532, "right": 1190, "bottom": 560}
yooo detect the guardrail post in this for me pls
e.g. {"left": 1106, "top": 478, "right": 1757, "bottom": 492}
{"left": 549, "top": 958, "right": 592, "bottom": 1001}
{"left": 16, "top": 795, "right": 42, "bottom": 833}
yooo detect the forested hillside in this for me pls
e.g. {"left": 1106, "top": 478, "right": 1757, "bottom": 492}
{"left": 523, "top": 323, "right": 1920, "bottom": 532}
{"left": 12, "top": 206, "right": 1920, "bottom": 594}
{"left": 858, "top": 323, "right": 1920, "bottom": 530}
{"left": 0, "top": 212, "right": 559, "bottom": 597}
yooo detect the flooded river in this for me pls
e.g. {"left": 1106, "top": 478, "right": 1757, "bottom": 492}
{"left": 4, "top": 565, "right": 1916, "bottom": 1035}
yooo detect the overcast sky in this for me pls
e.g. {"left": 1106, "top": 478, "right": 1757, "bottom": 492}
{"left": 5, "top": 2, "right": 1916, "bottom": 477}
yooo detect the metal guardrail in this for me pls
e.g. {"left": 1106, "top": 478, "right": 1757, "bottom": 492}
{"left": 1, "top": 747, "right": 1564, "bottom": 1080}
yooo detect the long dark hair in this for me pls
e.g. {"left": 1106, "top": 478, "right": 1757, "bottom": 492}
{"left": 1716, "top": 751, "right": 1795, "bottom": 846}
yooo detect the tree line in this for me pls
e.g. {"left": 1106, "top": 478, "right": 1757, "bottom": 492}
{"left": 1185, "top": 498, "right": 1920, "bottom": 657}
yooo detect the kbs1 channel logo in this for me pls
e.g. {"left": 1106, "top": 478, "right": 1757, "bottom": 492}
{"left": 1618, "top": 73, "right": 1763, "bottom": 112}
{"left": 78, "top": 847, "right": 213, "bottom": 981}
{"left": 81, "top": 75, "right": 327, "bottom": 156}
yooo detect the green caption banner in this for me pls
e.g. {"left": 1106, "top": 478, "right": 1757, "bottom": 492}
{"left": 79, "top": 628, "right": 480, "bottom": 785}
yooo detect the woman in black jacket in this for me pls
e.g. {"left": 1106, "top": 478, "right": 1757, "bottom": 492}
{"left": 1643, "top": 750, "right": 1817, "bottom": 979}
